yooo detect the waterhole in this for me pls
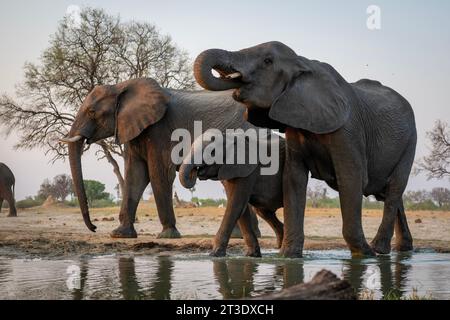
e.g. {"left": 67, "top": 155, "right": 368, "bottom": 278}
{"left": 0, "top": 250, "right": 449, "bottom": 299}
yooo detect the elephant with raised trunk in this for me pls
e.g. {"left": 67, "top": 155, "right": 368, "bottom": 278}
{"left": 61, "top": 78, "right": 279, "bottom": 248}
{"left": 179, "top": 129, "right": 285, "bottom": 257}
{"left": 0, "top": 162, "right": 17, "bottom": 217}
{"left": 194, "top": 41, "right": 416, "bottom": 257}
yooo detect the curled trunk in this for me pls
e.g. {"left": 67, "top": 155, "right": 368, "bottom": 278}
{"left": 179, "top": 136, "right": 208, "bottom": 189}
{"left": 194, "top": 49, "right": 243, "bottom": 91}
{"left": 68, "top": 139, "right": 97, "bottom": 232}
{"left": 179, "top": 162, "right": 198, "bottom": 189}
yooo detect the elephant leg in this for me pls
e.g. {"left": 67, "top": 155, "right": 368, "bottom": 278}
{"left": 147, "top": 151, "right": 180, "bottom": 238}
{"left": 394, "top": 202, "right": 413, "bottom": 251}
{"left": 4, "top": 189, "right": 16, "bottom": 217}
{"left": 0, "top": 198, "right": 3, "bottom": 213}
{"left": 236, "top": 205, "right": 261, "bottom": 257}
{"left": 211, "top": 177, "right": 255, "bottom": 257}
{"left": 338, "top": 185, "right": 374, "bottom": 256}
{"left": 230, "top": 206, "right": 261, "bottom": 239}
{"left": 371, "top": 152, "right": 414, "bottom": 253}
{"left": 111, "top": 156, "right": 149, "bottom": 238}
{"left": 280, "top": 142, "right": 308, "bottom": 258}
{"left": 230, "top": 224, "right": 243, "bottom": 239}
{"left": 253, "top": 207, "right": 284, "bottom": 249}
{"left": 329, "top": 137, "right": 374, "bottom": 257}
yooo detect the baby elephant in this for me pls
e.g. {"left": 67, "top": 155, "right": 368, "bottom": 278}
{"left": 179, "top": 128, "right": 285, "bottom": 257}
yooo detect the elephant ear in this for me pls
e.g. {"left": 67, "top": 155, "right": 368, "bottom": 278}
{"left": 116, "top": 78, "right": 169, "bottom": 144}
{"left": 217, "top": 134, "right": 258, "bottom": 180}
{"left": 269, "top": 58, "right": 351, "bottom": 134}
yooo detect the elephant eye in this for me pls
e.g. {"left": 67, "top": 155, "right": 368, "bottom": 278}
{"left": 264, "top": 57, "right": 273, "bottom": 65}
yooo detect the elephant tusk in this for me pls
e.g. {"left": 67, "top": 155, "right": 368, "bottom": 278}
{"left": 59, "top": 135, "right": 83, "bottom": 143}
{"left": 225, "top": 72, "right": 242, "bottom": 79}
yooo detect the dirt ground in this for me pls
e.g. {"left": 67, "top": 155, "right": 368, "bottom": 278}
{"left": 1, "top": 200, "right": 450, "bottom": 258}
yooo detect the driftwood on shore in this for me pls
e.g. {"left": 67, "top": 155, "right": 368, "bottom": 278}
{"left": 251, "top": 269, "right": 356, "bottom": 300}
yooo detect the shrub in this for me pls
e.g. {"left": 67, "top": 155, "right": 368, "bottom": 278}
{"left": 15, "top": 197, "right": 44, "bottom": 209}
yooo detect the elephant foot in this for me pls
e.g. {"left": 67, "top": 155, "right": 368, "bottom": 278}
{"left": 210, "top": 248, "right": 226, "bottom": 257}
{"left": 110, "top": 224, "right": 137, "bottom": 238}
{"left": 370, "top": 237, "right": 392, "bottom": 255}
{"left": 7, "top": 213, "right": 17, "bottom": 218}
{"left": 394, "top": 237, "right": 413, "bottom": 252}
{"left": 245, "top": 247, "right": 262, "bottom": 258}
{"left": 350, "top": 243, "right": 377, "bottom": 257}
{"left": 157, "top": 227, "right": 181, "bottom": 239}
{"left": 279, "top": 246, "right": 303, "bottom": 258}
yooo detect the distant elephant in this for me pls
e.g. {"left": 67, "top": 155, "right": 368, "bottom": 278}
{"left": 61, "top": 78, "right": 278, "bottom": 249}
{"left": 179, "top": 129, "right": 284, "bottom": 257}
{"left": 0, "top": 162, "right": 17, "bottom": 217}
{"left": 194, "top": 41, "right": 416, "bottom": 257}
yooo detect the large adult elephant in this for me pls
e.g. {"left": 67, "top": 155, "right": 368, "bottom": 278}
{"left": 60, "top": 78, "right": 271, "bottom": 242}
{"left": 0, "top": 162, "right": 17, "bottom": 217}
{"left": 194, "top": 41, "right": 416, "bottom": 257}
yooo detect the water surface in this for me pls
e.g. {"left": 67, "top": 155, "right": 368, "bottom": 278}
{"left": 0, "top": 250, "right": 449, "bottom": 299}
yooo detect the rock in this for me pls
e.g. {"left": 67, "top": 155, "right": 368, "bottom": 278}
{"left": 102, "top": 217, "right": 114, "bottom": 222}
{"left": 415, "top": 218, "right": 422, "bottom": 223}
{"left": 250, "top": 269, "right": 356, "bottom": 300}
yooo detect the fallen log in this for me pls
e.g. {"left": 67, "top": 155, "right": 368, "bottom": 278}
{"left": 251, "top": 269, "right": 356, "bottom": 300}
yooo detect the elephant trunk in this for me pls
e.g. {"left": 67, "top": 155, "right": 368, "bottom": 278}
{"left": 179, "top": 135, "right": 209, "bottom": 189}
{"left": 194, "top": 49, "right": 244, "bottom": 91}
{"left": 179, "top": 162, "right": 198, "bottom": 190}
{"left": 68, "top": 138, "right": 97, "bottom": 232}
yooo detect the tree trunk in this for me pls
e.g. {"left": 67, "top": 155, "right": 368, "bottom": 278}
{"left": 250, "top": 270, "right": 356, "bottom": 300}
{"left": 99, "top": 144, "right": 125, "bottom": 196}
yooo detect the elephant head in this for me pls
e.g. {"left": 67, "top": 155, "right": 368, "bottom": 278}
{"left": 179, "top": 130, "right": 259, "bottom": 189}
{"left": 194, "top": 41, "right": 351, "bottom": 134}
{"left": 60, "top": 78, "right": 168, "bottom": 232}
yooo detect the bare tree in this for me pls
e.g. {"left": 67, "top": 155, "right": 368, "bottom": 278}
{"left": 403, "top": 190, "right": 430, "bottom": 204}
{"left": 37, "top": 179, "right": 55, "bottom": 201}
{"left": 307, "top": 185, "right": 328, "bottom": 208}
{"left": 37, "top": 174, "right": 73, "bottom": 201}
{"left": 416, "top": 120, "right": 450, "bottom": 180}
{"left": 430, "top": 187, "right": 450, "bottom": 208}
{"left": 52, "top": 174, "right": 73, "bottom": 201}
{"left": 0, "top": 7, "right": 195, "bottom": 194}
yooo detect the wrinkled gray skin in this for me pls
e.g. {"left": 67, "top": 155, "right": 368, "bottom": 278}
{"left": 0, "top": 162, "right": 17, "bottom": 217}
{"left": 62, "top": 78, "right": 277, "bottom": 247}
{"left": 194, "top": 41, "right": 416, "bottom": 257}
{"left": 180, "top": 129, "right": 285, "bottom": 257}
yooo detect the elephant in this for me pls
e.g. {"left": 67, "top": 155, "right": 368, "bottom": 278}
{"left": 60, "top": 78, "right": 280, "bottom": 251}
{"left": 193, "top": 41, "right": 416, "bottom": 258}
{"left": 179, "top": 129, "right": 284, "bottom": 257}
{"left": 0, "top": 162, "right": 17, "bottom": 217}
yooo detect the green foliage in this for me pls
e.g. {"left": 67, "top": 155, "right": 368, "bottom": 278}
{"left": 82, "top": 180, "right": 112, "bottom": 206}
{"left": 15, "top": 196, "right": 44, "bottom": 209}
{"left": 90, "top": 198, "right": 117, "bottom": 208}
{"left": 191, "top": 197, "right": 227, "bottom": 207}
{"left": 306, "top": 197, "right": 341, "bottom": 208}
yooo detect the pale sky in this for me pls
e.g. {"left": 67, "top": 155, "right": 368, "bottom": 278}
{"left": 0, "top": 0, "right": 449, "bottom": 200}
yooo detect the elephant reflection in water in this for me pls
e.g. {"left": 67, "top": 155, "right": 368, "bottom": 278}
{"left": 342, "top": 252, "right": 411, "bottom": 298}
{"left": 70, "top": 256, "right": 173, "bottom": 300}
{"left": 274, "top": 263, "right": 304, "bottom": 289}
{"left": 213, "top": 259, "right": 304, "bottom": 299}
{"left": 118, "top": 256, "right": 173, "bottom": 300}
